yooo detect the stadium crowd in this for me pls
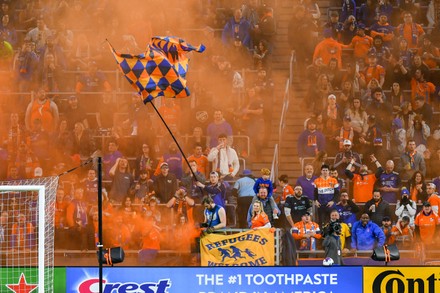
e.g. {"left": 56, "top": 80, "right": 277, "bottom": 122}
{"left": 0, "top": 0, "right": 439, "bottom": 266}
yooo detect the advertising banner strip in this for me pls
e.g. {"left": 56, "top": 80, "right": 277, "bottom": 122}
{"left": 67, "top": 266, "right": 363, "bottom": 293}
{"left": 200, "top": 228, "right": 274, "bottom": 266}
{"left": 364, "top": 267, "right": 440, "bottom": 293}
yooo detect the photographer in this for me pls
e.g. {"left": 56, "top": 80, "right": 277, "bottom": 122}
{"left": 166, "top": 186, "right": 195, "bottom": 225}
{"left": 395, "top": 187, "right": 417, "bottom": 225}
{"left": 200, "top": 196, "right": 226, "bottom": 234}
{"left": 322, "top": 221, "right": 343, "bottom": 265}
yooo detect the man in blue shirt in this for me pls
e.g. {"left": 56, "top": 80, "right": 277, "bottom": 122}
{"left": 351, "top": 213, "right": 385, "bottom": 251}
{"left": 375, "top": 160, "right": 401, "bottom": 203}
{"left": 233, "top": 169, "right": 256, "bottom": 228}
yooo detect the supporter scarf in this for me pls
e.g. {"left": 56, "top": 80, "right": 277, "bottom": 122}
{"left": 408, "top": 150, "right": 417, "bottom": 168}
{"left": 399, "top": 23, "right": 418, "bottom": 45}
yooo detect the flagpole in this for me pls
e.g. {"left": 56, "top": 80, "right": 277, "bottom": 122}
{"left": 147, "top": 101, "right": 202, "bottom": 184}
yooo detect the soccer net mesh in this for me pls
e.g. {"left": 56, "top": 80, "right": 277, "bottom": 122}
{"left": 0, "top": 176, "right": 59, "bottom": 293}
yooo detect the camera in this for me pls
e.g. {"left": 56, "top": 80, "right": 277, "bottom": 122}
{"left": 324, "top": 221, "right": 342, "bottom": 236}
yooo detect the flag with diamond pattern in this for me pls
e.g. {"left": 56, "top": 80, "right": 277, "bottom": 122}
{"left": 109, "top": 36, "right": 205, "bottom": 103}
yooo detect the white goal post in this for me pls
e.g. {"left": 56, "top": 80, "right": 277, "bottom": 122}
{"left": 0, "top": 176, "right": 58, "bottom": 293}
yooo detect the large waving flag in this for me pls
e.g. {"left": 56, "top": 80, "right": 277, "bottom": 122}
{"left": 109, "top": 36, "right": 205, "bottom": 103}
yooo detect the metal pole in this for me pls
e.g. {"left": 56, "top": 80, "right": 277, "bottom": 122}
{"left": 97, "top": 156, "right": 103, "bottom": 293}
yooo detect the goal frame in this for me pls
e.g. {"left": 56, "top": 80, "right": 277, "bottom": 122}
{"left": 0, "top": 185, "right": 46, "bottom": 291}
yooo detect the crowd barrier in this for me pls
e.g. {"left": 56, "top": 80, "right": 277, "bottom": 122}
{"left": 2, "top": 265, "right": 440, "bottom": 292}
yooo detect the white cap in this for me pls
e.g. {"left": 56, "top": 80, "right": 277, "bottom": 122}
{"left": 34, "top": 167, "right": 43, "bottom": 177}
{"left": 343, "top": 139, "right": 352, "bottom": 146}
{"left": 328, "top": 94, "right": 336, "bottom": 100}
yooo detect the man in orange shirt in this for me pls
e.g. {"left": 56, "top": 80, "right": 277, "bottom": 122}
{"left": 364, "top": 53, "right": 385, "bottom": 87}
{"left": 292, "top": 212, "right": 322, "bottom": 251}
{"left": 414, "top": 202, "right": 439, "bottom": 245}
{"left": 426, "top": 183, "right": 440, "bottom": 214}
{"left": 313, "top": 28, "right": 348, "bottom": 69}
{"left": 396, "top": 12, "right": 424, "bottom": 49}
{"left": 410, "top": 69, "right": 435, "bottom": 104}
{"left": 345, "top": 155, "right": 382, "bottom": 203}
{"left": 350, "top": 24, "right": 373, "bottom": 61}
{"left": 187, "top": 144, "right": 209, "bottom": 177}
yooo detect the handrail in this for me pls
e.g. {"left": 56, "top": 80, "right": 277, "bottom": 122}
{"left": 289, "top": 50, "right": 296, "bottom": 85}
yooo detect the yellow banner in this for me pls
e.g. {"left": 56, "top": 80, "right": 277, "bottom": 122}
{"left": 200, "top": 229, "right": 274, "bottom": 266}
{"left": 364, "top": 267, "right": 440, "bottom": 293}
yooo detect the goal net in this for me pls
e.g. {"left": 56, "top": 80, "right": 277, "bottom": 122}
{"left": 0, "top": 176, "right": 59, "bottom": 293}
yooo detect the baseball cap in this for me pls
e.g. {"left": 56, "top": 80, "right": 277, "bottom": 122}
{"left": 160, "top": 162, "right": 169, "bottom": 168}
{"left": 343, "top": 139, "right": 352, "bottom": 146}
{"left": 423, "top": 201, "right": 431, "bottom": 207}
{"left": 328, "top": 94, "right": 336, "bottom": 100}
{"left": 302, "top": 211, "right": 311, "bottom": 216}
{"left": 401, "top": 188, "right": 410, "bottom": 196}
{"left": 382, "top": 216, "right": 391, "bottom": 222}
{"left": 343, "top": 115, "right": 351, "bottom": 121}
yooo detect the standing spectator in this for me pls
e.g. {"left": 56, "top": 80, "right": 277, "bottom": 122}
{"left": 166, "top": 186, "right": 195, "bottom": 225}
{"left": 221, "top": 8, "right": 251, "bottom": 50}
{"left": 313, "top": 28, "right": 346, "bottom": 68}
{"left": 334, "top": 189, "right": 360, "bottom": 228}
{"left": 103, "top": 140, "right": 123, "bottom": 180}
{"left": 399, "top": 139, "right": 426, "bottom": 180}
{"left": 207, "top": 134, "right": 240, "bottom": 179}
{"left": 196, "top": 171, "right": 227, "bottom": 208}
{"left": 75, "top": 61, "right": 112, "bottom": 111}
{"left": 278, "top": 174, "right": 295, "bottom": 204}
{"left": 351, "top": 213, "right": 385, "bottom": 251}
{"left": 292, "top": 212, "right": 322, "bottom": 251}
{"left": 131, "top": 170, "right": 153, "bottom": 204}
{"left": 296, "top": 164, "right": 318, "bottom": 201}
{"left": 154, "top": 142, "right": 183, "bottom": 180}
{"left": 412, "top": 95, "right": 433, "bottom": 128}
{"left": 407, "top": 114, "right": 430, "bottom": 148}
{"left": 250, "top": 200, "right": 271, "bottom": 229}
{"left": 346, "top": 156, "right": 382, "bottom": 203}
{"left": 364, "top": 189, "right": 392, "bottom": 226}
{"left": 324, "top": 11, "right": 343, "bottom": 41}
{"left": 418, "top": 35, "right": 440, "bottom": 69}
{"left": 366, "top": 89, "right": 393, "bottom": 134}
{"left": 376, "top": 160, "right": 402, "bottom": 203}
{"left": 284, "top": 185, "right": 313, "bottom": 226}
{"left": 380, "top": 216, "right": 394, "bottom": 244}
{"left": 333, "top": 139, "right": 362, "bottom": 178}
{"left": 83, "top": 169, "right": 98, "bottom": 206}
{"left": 134, "top": 143, "right": 155, "bottom": 180}
{"left": 206, "top": 110, "right": 233, "bottom": 148}
{"left": 232, "top": 169, "right": 255, "bottom": 228}
{"left": 25, "top": 17, "right": 52, "bottom": 54}
{"left": 248, "top": 187, "right": 280, "bottom": 227}
{"left": 350, "top": 24, "right": 373, "bottom": 61}
{"left": 25, "top": 88, "right": 59, "bottom": 134}
{"left": 395, "top": 187, "right": 417, "bottom": 225}
{"left": 287, "top": 6, "right": 317, "bottom": 67}
{"left": 426, "top": 183, "right": 440, "bottom": 214}
{"left": 396, "top": 12, "right": 424, "bottom": 49}
{"left": 63, "top": 95, "right": 88, "bottom": 130}
{"left": 14, "top": 40, "right": 39, "bottom": 97}
{"left": 201, "top": 196, "right": 227, "bottom": 233}
{"left": 152, "top": 162, "right": 178, "bottom": 204}
{"left": 313, "top": 164, "right": 339, "bottom": 226}
{"left": 340, "top": 0, "right": 356, "bottom": 22}
{"left": 10, "top": 213, "right": 35, "bottom": 250}
{"left": 407, "top": 171, "right": 427, "bottom": 203}
{"left": 297, "top": 119, "right": 326, "bottom": 159}
{"left": 389, "top": 216, "right": 414, "bottom": 248}
{"left": 181, "top": 160, "right": 206, "bottom": 204}
{"left": 358, "top": 0, "right": 377, "bottom": 27}
{"left": 71, "top": 122, "right": 94, "bottom": 157}
{"left": 187, "top": 143, "right": 209, "bottom": 178}
{"left": 345, "top": 97, "right": 369, "bottom": 139}
{"left": 0, "top": 14, "right": 17, "bottom": 47}
{"left": 109, "top": 157, "right": 134, "bottom": 203}
{"left": 410, "top": 70, "right": 435, "bottom": 105}
{"left": 370, "top": 13, "right": 395, "bottom": 46}
{"left": 414, "top": 202, "right": 439, "bottom": 246}
{"left": 65, "top": 188, "right": 90, "bottom": 250}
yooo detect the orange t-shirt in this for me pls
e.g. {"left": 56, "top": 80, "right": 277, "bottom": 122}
{"left": 281, "top": 184, "right": 295, "bottom": 202}
{"left": 187, "top": 154, "right": 209, "bottom": 177}
{"left": 351, "top": 173, "right": 377, "bottom": 203}
{"left": 251, "top": 212, "right": 270, "bottom": 229}
{"left": 427, "top": 195, "right": 440, "bottom": 212}
{"left": 414, "top": 211, "right": 439, "bottom": 244}
{"left": 313, "top": 38, "right": 347, "bottom": 68}
{"left": 410, "top": 79, "right": 435, "bottom": 104}
{"left": 351, "top": 35, "right": 373, "bottom": 59}
{"left": 364, "top": 65, "right": 385, "bottom": 85}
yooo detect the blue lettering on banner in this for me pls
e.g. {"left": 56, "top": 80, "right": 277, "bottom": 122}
{"left": 67, "top": 267, "right": 361, "bottom": 293}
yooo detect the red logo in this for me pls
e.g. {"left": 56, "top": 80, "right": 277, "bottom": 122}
{"left": 6, "top": 273, "right": 38, "bottom": 293}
